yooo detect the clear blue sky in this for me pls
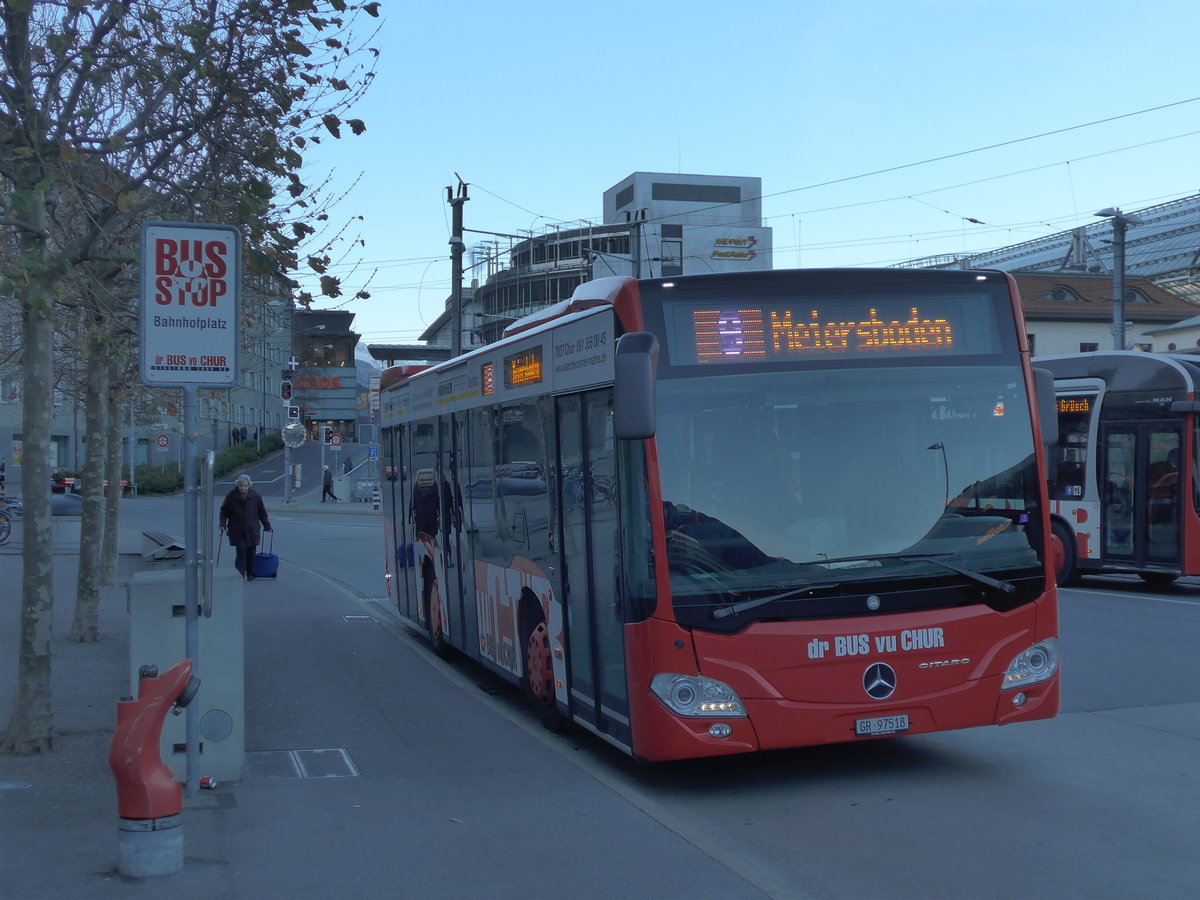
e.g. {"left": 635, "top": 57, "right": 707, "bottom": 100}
{"left": 297, "top": 0, "right": 1200, "bottom": 346}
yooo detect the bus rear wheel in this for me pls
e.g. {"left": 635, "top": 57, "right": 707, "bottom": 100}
{"left": 522, "top": 617, "right": 566, "bottom": 733}
{"left": 1051, "top": 519, "right": 1080, "bottom": 587}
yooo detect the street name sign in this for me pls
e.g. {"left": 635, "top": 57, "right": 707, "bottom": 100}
{"left": 139, "top": 222, "right": 241, "bottom": 388}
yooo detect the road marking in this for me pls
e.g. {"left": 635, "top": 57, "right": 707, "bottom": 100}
{"left": 356, "top": 594, "right": 813, "bottom": 900}
{"left": 290, "top": 558, "right": 809, "bottom": 898}
{"left": 1062, "top": 587, "right": 1200, "bottom": 606}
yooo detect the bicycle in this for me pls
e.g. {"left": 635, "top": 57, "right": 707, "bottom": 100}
{"left": 0, "top": 508, "right": 11, "bottom": 546}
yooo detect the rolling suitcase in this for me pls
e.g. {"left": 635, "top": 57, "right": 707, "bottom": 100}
{"left": 252, "top": 532, "right": 279, "bottom": 579}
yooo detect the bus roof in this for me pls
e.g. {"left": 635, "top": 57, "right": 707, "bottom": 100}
{"left": 1035, "top": 350, "right": 1200, "bottom": 394}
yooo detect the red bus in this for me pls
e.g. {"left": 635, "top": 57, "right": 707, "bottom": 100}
{"left": 379, "top": 269, "right": 1061, "bottom": 761}
{"left": 1039, "top": 350, "right": 1200, "bottom": 586}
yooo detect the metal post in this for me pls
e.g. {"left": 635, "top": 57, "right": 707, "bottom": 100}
{"left": 284, "top": 444, "right": 293, "bottom": 504}
{"left": 448, "top": 177, "right": 469, "bottom": 358}
{"left": 257, "top": 314, "right": 264, "bottom": 453}
{"left": 1112, "top": 216, "right": 1127, "bottom": 352}
{"left": 181, "top": 385, "right": 200, "bottom": 798}
{"left": 128, "top": 399, "right": 138, "bottom": 497}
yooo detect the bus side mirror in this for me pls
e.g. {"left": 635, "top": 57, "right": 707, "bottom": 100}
{"left": 1033, "top": 368, "right": 1058, "bottom": 449}
{"left": 614, "top": 332, "right": 659, "bottom": 440}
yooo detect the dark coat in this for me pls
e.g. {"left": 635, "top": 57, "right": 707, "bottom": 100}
{"left": 219, "top": 486, "right": 271, "bottom": 548}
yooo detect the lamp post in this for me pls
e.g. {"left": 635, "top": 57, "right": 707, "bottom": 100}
{"left": 1095, "top": 207, "right": 1144, "bottom": 351}
{"left": 928, "top": 442, "right": 949, "bottom": 507}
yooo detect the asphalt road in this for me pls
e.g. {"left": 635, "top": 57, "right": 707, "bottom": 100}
{"left": 283, "top": 491, "right": 1200, "bottom": 899}
{"left": 17, "top": 488, "right": 1192, "bottom": 899}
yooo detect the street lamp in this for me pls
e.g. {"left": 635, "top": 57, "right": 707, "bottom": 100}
{"left": 1095, "top": 207, "right": 1144, "bottom": 351}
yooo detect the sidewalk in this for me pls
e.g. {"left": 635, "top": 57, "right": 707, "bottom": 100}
{"left": 0, "top": 503, "right": 765, "bottom": 899}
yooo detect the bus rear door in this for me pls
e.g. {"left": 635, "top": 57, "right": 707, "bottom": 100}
{"left": 1101, "top": 422, "right": 1182, "bottom": 568}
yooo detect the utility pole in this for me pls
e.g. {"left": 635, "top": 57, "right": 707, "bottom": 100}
{"left": 448, "top": 176, "right": 469, "bottom": 358}
{"left": 1096, "top": 206, "right": 1143, "bottom": 351}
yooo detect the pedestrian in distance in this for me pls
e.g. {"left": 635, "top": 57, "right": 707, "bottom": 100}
{"left": 219, "top": 473, "right": 272, "bottom": 580}
{"left": 321, "top": 465, "right": 339, "bottom": 502}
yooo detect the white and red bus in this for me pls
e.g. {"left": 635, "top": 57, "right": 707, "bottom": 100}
{"left": 380, "top": 269, "right": 1061, "bottom": 761}
{"left": 1039, "top": 350, "right": 1200, "bottom": 586}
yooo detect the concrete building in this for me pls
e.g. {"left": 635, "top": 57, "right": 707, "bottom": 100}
{"left": 291, "top": 309, "right": 361, "bottom": 443}
{"left": 413, "top": 172, "right": 774, "bottom": 349}
{"left": 0, "top": 277, "right": 297, "bottom": 478}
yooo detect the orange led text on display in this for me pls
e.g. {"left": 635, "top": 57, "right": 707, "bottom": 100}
{"left": 692, "top": 307, "right": 956, "bottom": 362}
{"left": 1057, "top": 397, "right": 1091, "bottom": 413}
{"left": 505, "top": 348, "right": 544, "bottom": 387}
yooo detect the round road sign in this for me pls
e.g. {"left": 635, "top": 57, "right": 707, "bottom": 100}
{"left": 281, "top": 422, "right": 307, "bottom": 449}
{"left": 330, "top": 433, "right": 342, "bottom": 446}
{"left": 156, "top": 434, "right": 169, "bottom": 448}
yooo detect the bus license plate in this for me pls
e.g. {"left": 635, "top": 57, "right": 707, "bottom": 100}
{"left": 855, "top": 714, "right": 909, "bottom": 737}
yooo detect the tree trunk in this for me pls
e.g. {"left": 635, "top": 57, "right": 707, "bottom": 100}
{"left": 69, "top": 332, "right": 108, "bottom": 642}
{"left": 1, "top": 196, "right": 56, "bottom": 755}
{"left": 100, "top": 361, "right": 126, "bottom": 586}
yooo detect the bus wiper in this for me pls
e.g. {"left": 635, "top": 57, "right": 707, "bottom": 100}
{"left": 815, "top": 552, "right": 1017, "bottom": 596}
{"left": 920, "top": 556, "right": 1017, "bottom": 595}
{"left": 712, "top": 583, "right": 839, "bottom": 620}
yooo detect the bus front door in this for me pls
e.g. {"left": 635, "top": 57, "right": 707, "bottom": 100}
{"left": 1101, "top": 423, "right": 1182, "bottom": 568}
{"left": 556, "top": 391, "right": 631, "bottom": 749}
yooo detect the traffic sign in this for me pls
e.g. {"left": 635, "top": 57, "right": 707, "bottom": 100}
{"left": 156, "top": 433, "right": 169, "bottom": 451}
{"left": 330, "top": 433, "right": 342, "bottom": 447}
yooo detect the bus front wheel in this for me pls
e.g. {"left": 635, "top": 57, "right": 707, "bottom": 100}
{"left": 522, "top": 615, "right": 566, "bottom": 733}
{"left": 1051, "top": 520, "right": 1081, "bottom": 587}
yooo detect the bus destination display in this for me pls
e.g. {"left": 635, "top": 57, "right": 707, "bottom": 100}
{"left": 667, "top": 296, "right": 993, "bottom": 365}
{"left": 504, "top": 346, "right": 543, "bottom": 388}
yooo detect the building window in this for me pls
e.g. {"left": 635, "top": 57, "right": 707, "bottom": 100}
{"left": 1041, "top": 285, "right": 1082, "bottom": 302}
{"left": 651, "top": 183, "right": 741, "bottom": 204}
{"left": 1079, "top": 342, "right": 1099, "bottom": 353}
{"left": 661, "top": 239, "right": 683, "bottom": 277}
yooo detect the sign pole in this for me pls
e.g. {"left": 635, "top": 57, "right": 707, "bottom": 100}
{"left": 182, "top": 385, "right": 201, "bottom": 798}
{"left": 284, "top": 444, "right": 293, "bottom": 504}
{"left": 139, "top": 220, "right": 241, "bottom": 800}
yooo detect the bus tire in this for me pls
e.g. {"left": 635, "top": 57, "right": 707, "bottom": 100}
{"left": 422, "top": 559, "right": 451, "bottom": 658}
{"left": 1051, "top": 519, "right": 1081, "bottom": 587}
{"left": 522, "top": 611, "right": 566, "bottom": 733}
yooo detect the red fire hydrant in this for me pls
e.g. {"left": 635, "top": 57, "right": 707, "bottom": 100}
{"left": 108, "top": 659, "right": 200, "bottom": 877}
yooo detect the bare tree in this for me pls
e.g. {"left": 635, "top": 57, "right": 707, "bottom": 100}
{"left": 1, "top": 0, "right": 380, "bottom": 754}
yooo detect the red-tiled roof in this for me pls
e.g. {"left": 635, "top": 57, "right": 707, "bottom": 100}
{"left": 1010, "top": 271, "right": 1198, "bottom": 321}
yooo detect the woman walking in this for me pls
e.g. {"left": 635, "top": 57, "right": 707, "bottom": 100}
{"left": 219, "top": 473, "right": 272, "bottom": 580}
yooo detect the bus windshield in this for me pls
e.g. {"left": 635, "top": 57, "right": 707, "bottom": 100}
{"left": 656, "top": 364, "right": 1045, "bottom": 620}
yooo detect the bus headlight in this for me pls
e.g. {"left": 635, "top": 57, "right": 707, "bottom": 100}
{"left": 1002, "top": 638, "right": 1060, "bottom": 689}
{"left": 650, "top": 674, "right": 747, "bottom": 717}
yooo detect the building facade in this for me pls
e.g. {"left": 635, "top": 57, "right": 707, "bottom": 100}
{"left": 418, "top": 172, "right": 774, "bottom": 348}
{"left": 291, "top": 309, "right": 361, "bottom": 442}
